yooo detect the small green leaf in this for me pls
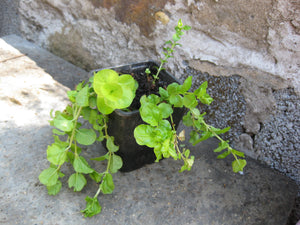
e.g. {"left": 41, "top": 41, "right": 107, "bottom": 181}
{"left": 81, "top": 196, "right": 102, "bottom": 217}
{"left": 189, "top": 130, "right": 200, "bottom": 146}
{"left": 231, "top": 149, "right": 245, "bottom": 158}
{"left": 47, "top": 180, "right": 62, "bottom": 195}
{"left": 146, "top": 94, "right": 161, "bottom": 105}
{"left": 169, "top": 94, "right": 183, "bottom": 107}
{"left": 75, "top": 128, "right": 97, "bottom": 145}
{"left": 194, "top": 81, "right": 214, "bottom": 105}
{"left": 67, "top": 90, "right": 77, "bottom": 102}
{"left": 110, "top": 154, "right": 123, "bottom": 173}
{"left": 76, "top": 85, "right": 89, "bottom": 107}
{"left": 184, "top": 149, "right": 190, "bottom": 158}
{"left": 183, "top": 95, "right": 198, "bottom": 109}
{"left": 89, "top": 96, "right": 97, "bottom": 108}
{"left": 106, "top": 136, "right": 119, "bottom": 152}
{"left": 214, "top": 141, "right": 229, "bottom": 153}
{"left": 139, "top": 102, "right": 161, "bottom": 126}
{"left": 91, "top": 153, "right": 109, "bottom": 161}
{"left": 232, "top": 159, "right": 247, "bottom": 173}
{"left": 159, "top": 87, "right": 169, "bottom": 100}
{"left": 211, "top": 126, "right": 231, "bottom": 135}
{"left": 191, "top": 108, "right": 201, "bottom": 117}
{"left": 100, "top": 173, "right": 114, "bottom": 194}
{"left": 88, "top": 109, "right": 98, "bottom": 124}
{"left": 52, "top": 114, "right": 74, "bottom": 132}
{"left": 89, "top": 171, "right": 104, "bottom": 183}
{"left": 73, "top": 156, "right": 94, "bottom": 174}
{"left": 183, "top": 25, "right": 191, "bottom": 30}
{"left": 172, "top": 33, "right": 180, "bottom": 42}
{"left": 39, "top": 167, "right": 59, "bottom": 186}
{"left": 158, "top": 103, "right": 173, "bottom": 119}
{"left": 52, "top": 129, "right": 65, "bottom": 135}
{"left": 68, "top": 173, "right": 87, "bottom": 191}
{"left": 217, "top": 150, "right": 231, "bottom": 159}
{"left": 198, "top": 131, "right": 213, "bottom": 142}
{"left": 47, "top": 143, "right": 67, "bottom": 165}
{"left": 134, "top": 124, "right": 157, "bottom": 147}
{"left": 178, "top": 18, "right": 183, "bottom": 27}
{"left": 167, "top": 83, "right": 180, "bottom": 95}
{"left": 180, "top": 76, "right": 192, "bottom": 93}
{"left": 94, "top": 69, "right": 137, "bottom": 114}
{"left": 182, "top": 113, "right": 193, "bottom": 127}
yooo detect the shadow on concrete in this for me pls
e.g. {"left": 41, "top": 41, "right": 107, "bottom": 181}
{"left": 1, "top": 35, "right": 89, "bottom": 89}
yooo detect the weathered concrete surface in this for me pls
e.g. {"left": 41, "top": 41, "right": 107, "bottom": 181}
{"left": 0, "top": 35, "right": 298, "bottom": 225}
{"left": 0, "top": 0, "right": 20, "bottom": 37}
{"left": 17, "top": 0, "right": 300, "bottom": 93}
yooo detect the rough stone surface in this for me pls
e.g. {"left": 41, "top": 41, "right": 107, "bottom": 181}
{"left": 183, "top": 66, "right": 300, "bottom": 196}
{"left": 0, "top": 0, "right": 20, "bottom": 37}
{"left": 182, "top": 67, "right": 246, "bottom": 144}
{"left": 255, "top": 88, "right": 300, "bottom": 189}
{"left": 17, "top": 0, "right": 300, "bottom": 93}
{"left": 0, "top": 35, "right": 298, "bottom": 225}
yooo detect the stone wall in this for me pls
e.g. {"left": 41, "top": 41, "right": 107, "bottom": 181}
{"left": 15, "top": 0, "right": 300, "bottom": 187}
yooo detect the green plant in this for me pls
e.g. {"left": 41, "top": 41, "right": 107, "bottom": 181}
{"left": 134, "top": 77, "right": 246, "bottom": 173}
{"left": 39, "top": 19, "right": 246, "bottom": 217}
{"left": 152, "top": 19, "right": 191, "bottom": 84}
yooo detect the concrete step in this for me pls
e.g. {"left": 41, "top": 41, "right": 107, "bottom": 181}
{"left": 0, "top": 35, "right": 298, "bottom": 225}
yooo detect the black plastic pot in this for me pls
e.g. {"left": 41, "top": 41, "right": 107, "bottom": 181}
{"left": 92, "top": 61, "right": 186, "bottom": 172}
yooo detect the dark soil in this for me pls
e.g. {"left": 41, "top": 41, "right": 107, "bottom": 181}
{"left": 129, "top": 68, "right": 169, "bottom": 111}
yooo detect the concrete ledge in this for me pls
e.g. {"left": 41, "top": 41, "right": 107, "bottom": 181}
{"left": 0, "top": 35, "right": 298, "bottom": 225}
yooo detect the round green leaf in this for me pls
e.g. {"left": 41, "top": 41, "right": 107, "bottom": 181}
{"left": 73, "top": 156, "right": 94, "bottom": 174}
{"left": 75, "top": 128, "right": 97, "bottom": 145}
{"left": 232, "top": 159, "right": 247, "bottom": 173}
{"left": 134, "top": 124, "right": 157, "bottom": 147}
{"left": 97, "top": 97, "right": 114, "bottom": 115}
{"left": 68, "top": 173, "right": 87, "bottom": 192}
{"left": 110, "top": 154, "right": 123, "bottom": 173}
{"left": 47, "top": 143, "right": 67, "bottom": 165}
{"left": 76, "top": 85, "right": 89, "bottom": 107}
{"left": 93, "top": 69, "right": 137, "bottom": 113}
{"left": 39, "top": 167, "right": 59, "bottom": 186}
{"left": 81, "top": 196, "right": 102, "bottom": 217}
{"left": 183, "top": 95, "right": 198, "bottom": 109}
{"left": 47, "top": 180, "right": 62, "bottom": 195}
{"left": 53, "top": 114, "right": 74, "bottom": 132}
{"left": 140, "top": 102, "right": 161, "bottom": 126}
{"left": 158, "top": 103, "right": 173, "bottom": 119}
{"left": 100, "top": 173, "right": 114, "bottom": 194}
{"left": 93, "top": 69, "right": 119, "bottom": 95}
{"left": 101, "top": 83, "right": 123, "bottom": 102}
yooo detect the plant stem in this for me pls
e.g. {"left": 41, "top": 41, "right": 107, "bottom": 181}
{"left": 67, "top": 106, "right": 83, "bottom": 155}
{"left": 93, "top": 119, "right": 113, "bottom": 199}
{"left": 192, "top": 112, "right": 240, "bottom": 164}
{"left": 152, "top": 41, "right": 177, "bottom": 84}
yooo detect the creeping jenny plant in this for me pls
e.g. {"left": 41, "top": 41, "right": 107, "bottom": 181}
{"left": 39, "top": 19, "right": 247, "bottom": 217}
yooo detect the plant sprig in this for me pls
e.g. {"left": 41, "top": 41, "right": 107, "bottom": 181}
{"left": 134, "top": 76, "right": 247, "bottom": 173}
{"left": 39, "top": 69, "right": 137, "bottom": 217}
{"left": 152, "top": 19, "right": 191, "bottom": 84}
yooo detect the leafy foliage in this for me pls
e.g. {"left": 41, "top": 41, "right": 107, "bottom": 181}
{"left": 39, "top": 71, "right": 134, "bottom": 217}
{"left": 39, "top": 19, "right": 247, "bottom": 218}
{"left": 135, "top": 75, "right": 246, "bottom": 173}
{"left": 152, "top": 19, "right": 191, "bottom": 83}
{"left": 93, "top": 69, "right": 138, "bottom": 114}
